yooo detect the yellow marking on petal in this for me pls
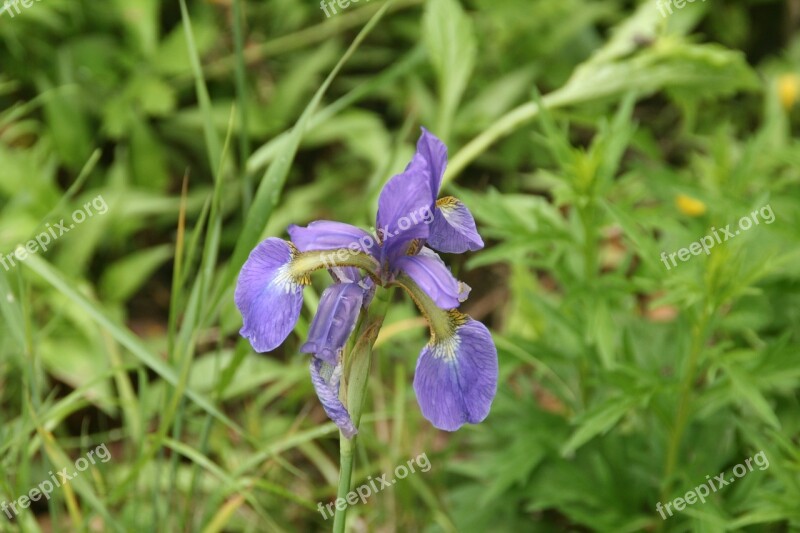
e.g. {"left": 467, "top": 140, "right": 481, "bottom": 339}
{"left": 406, "top": 239, "right": 423, "bottom": 256}
{"left": 448, "top": 309, "right": 468, "bottom": 327}
{"left": 285, "top": 242, "right": 312, "bottom": 286}
{"left": 427, "top": 311, "right": 468, "bottom": 361}
{"left": 676, "top": 194, "right": 706, "bottom": 217}
{"left": 778, "top": 74, "right": 800, "bottom": 111}
{"left": 436, "top": 196, "right": 460, "bottom": 211}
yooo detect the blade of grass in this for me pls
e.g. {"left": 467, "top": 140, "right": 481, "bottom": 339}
{"left": 22, "top": 255, "right": 244, "bottom": 436}
{"left": 179, "top": 0, "right": 223, "bottom": 175}
{"left": 215, "top": 0, "right": 400, "bottom": 315}
{"left": 231, "top": 0, "right": 253, "bottom": 212}
{"left": 163, "top": 438, "right": 283, "bottom": 532}
{"left": 246, "top": 45, "right": 425, "bottom": 173}
{"left": 30, "top": 403, "right": 123, "bottom": 532}
{"left": 203, "top": 0, "right": 423, "bottom": 79}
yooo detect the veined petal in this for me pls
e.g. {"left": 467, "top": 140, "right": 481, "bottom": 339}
{"left": 235, "top": 238, "right": 307, "bottom": 352}
{"left": 376, "top": 155, "right": 433, "bottom": 262}
{"left": 329, "top": 266, "right": 360, "bottom": 284}
{"left": 416, "top": 127, "right": 448, "bottom": 201}
{"left": 310, "top": 358, "right": 357, "bottom": 438}
{"left": 288, "top": 220, "right": 377, "bottom": 256}
{"left": 300, "top": 283, "right": 364, "bottom": 365}
{"left": 395, "top": 248, "right": 462, "bottom": 309}
{"left": 413, "top": 314, "right": 498, "bottom": 431}
{"left": 428, "top": 196, "right": 484, "bottom": 254}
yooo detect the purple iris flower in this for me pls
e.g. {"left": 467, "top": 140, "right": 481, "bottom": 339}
{"left": 235, "top": 128, "right": 497, "bottom": 435}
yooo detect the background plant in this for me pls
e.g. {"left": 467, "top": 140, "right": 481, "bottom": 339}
{"left": 1, "top": 0, "right": 799, "bottom": 531}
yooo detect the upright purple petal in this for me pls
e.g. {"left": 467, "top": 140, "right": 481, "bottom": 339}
{"left": 288, "top": 220, "right": 377, "bottom": 256}
{"left": 300, "top": 283, "right": 364, "bottom": 365}
{"left": 310, "top": 358, "right": 357, "bottom": 438}
{"left": 376, "top": 155, "right": 433, "bottom": 262}
{"left": 428, "top": 197, "right": 484, "bottom": 254}
{"left": 416, "top": 127, "right": 448, "bottom": 201}
{"left": 235, "top": 238, "right": 305, "bottom": 352}
{"left": 394, "top": 248, "right": 463, "bottom": 309}
{"left": 413, "top": 316, "right": 498, "bottom": 431}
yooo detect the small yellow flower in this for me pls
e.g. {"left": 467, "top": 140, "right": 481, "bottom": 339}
{"left": 778, "top": 74, "right": 800, "bottom": 111}
{"left": 676, "top": 194, "right": 706, "bottom": 217}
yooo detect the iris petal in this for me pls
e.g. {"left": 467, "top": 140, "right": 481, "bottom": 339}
{"left": 235, "top": 238, "right": 306, "bottom": 352}
{"left": 428, "top": 197, "right": 484, "bottom": 254}
{"left": 310, "top": 358, "right": 358, "bottom": 438}
{"left": 329, "top": 266, "right": 360, "bottom": 284}
{"left": 288, "top": 220, "right": 376, "bottom": 256}
{"left": 416, "top": 127, "right": 448, "bottom": 202}
{"left": 300, "top": 282, "right": 364, "bottom": 365}
{"left": 395, "top": 248, "right": 462, "bottom": 309}
{"left": 376, "top": 155, "right": 433, "bottom": 262}
{"left": 413, "top": 316, "right": 498, "bottom": 431}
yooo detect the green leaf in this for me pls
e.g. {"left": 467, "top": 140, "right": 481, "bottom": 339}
{"left": 726, "top": 365, "right": 781, "bottom": 430}
{"left": 100, "top": 244, "right": 174, "bottom": 302}
{"left": 23, "top": 254, "right": 244, "bottom": 437}
{"left": 423, "top": 0, "right": 476, "bottom": 141}
{"left": 561, "top": 395, "right": 639, "bottom": 456}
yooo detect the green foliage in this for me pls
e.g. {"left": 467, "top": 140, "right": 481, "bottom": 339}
{"left": 1, "top": 0, "right": 799, "bottom": 531}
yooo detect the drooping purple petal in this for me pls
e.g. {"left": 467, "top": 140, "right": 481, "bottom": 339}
{"left": 427, "top": 197, "right": 484, "bottom": 254}
{"left": 359, "top": 277, "right": 377, "bottom": 308}
{"left": 310, "top": 358, "right": 357, "bottom": 438}
{"left": 376, "top": 154, "right": 433, "bottom": 262}
{"left": 300, "top": 283, "right": 364, "bottom": 365}
{"left": 288, "top": 220, "right": 376, "bottom": 256}
{"left": 329, "top": 266, "right": 360, "bottom": 284}
{"left": 413, "top": 317, "right": 498, "bottom": 431}
{"left": 235, "top": 238, "right": 305, "bottom": 352}
{"left": 395, "top": 248, "right": 462, "bottom": 309}
{"left": 415, "top": 127, "right": 448, "bottom": 202}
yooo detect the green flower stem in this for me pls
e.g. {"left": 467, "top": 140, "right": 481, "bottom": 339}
{"left": 332, "top": 436, "right": 356, "bottom": 533}
{"left": 392, "top": 274, "right": 454, "bottom": 342}
{"left": 291, "top": 248, "right": 380, "bottom": 282}
{"left": 332, "top": 287, "right": 394, "bottom": 533}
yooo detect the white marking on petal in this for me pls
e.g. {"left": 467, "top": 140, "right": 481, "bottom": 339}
{"left": 272, "top": 263, "right": 301, "bottom": 294}
{"left": 440, "top": 204, "right": 456, "bottom": 219}
{"left": 429, "top": 332, "right": 461, "bottom": 362}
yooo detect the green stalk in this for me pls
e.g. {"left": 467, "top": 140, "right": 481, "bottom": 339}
{"left": 231, "top": 0, "right": 253, "bottom": 212}
{"left": 659, "top": 305, "right": 713, "bottom": 510}
{"left": 332, "top": 288, "right": 394, "bottom": 533}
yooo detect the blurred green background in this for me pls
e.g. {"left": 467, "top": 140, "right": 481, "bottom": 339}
{"left": 1, "top": 0, "right": 799, "bottom": 531}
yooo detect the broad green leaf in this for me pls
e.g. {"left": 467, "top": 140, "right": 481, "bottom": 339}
{"left": 423, "top": 0, "right": 476, "bottom": 141}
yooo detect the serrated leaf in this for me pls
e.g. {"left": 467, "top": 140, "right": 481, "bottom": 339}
{"left": 561, "top": 395, "right": 638, "bottom": 456}
{"left": 726, "top": 365, "right": 781, "bottom": 429}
